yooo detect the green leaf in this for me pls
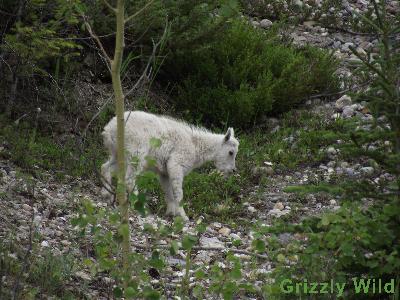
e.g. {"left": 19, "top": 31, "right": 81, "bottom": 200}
{"left": 320, "top": 214, "right": 330, "bottom": 226}
{"left": 121, "top": 51, "right": 141, "bottom": 76}
{"left": 144, "top": 289, "right": 160, "bottom": 300}
{"left": 173, "top": 217, "right": 184, "bottom": 233}
{"left": 145, "top": 156, "right": 157, "bottom": 168}
{"left": 149, "top": 137, "right": 162, "bottom": 148}
{"left": 113, "top": 287, "right": 123, "bottom": 298}
{"left": 182, "top": 234, "right": 198, "bottom": 250}
{"left": 169, "top": 240, "right": 179, "bottom": 255}
{"left": 143, "top": 223, "right": 155, "bottom": 233}
{"left": 196, "top": 223, "right": 207, "bottom": 234}
{"left": 118, "top": 224, "right": 130, "bottom": 239}
{"left": 83, "top": 200, "right": 95, "bottom": 215}
{"left": 195, "top": 268, "right": 206, "bottom": 279}
{"left": 340, "top": 242, "right": 354, "bottom": 256}
{"left": 74, "top": 2, "right": 86, "bottom": 15}
{"left": 132, "top": 193, "right": 147, "bottom": 216}
{"left": 149, "top": 251, "right": 165, "bottom": 269}
{"left": 109, "top": 212, "right": 119, "bottom": 224}
{"left": 252, "top": 239, "right": 266, "bottom": 253}
{"left": 277, "top": 253, "right": 286, "bottom": 263}
{"left": 83, "top": 258, "right": 93, "bottom": 266}
{"left": 222, "top": 281, "right": 237, "bottom": 300}
{"left": 230, "top": 265, "right": 242, "bottom": 279}
{"left": 125, "top": 287, "right": 136, "bottom": 298}
{"left": 232, "top": 239, "right": 242, "bottom": 247}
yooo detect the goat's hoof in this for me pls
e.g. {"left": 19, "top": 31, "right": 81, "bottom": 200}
{"left": 165, "top": 211, "right": 189, "bottom": 222}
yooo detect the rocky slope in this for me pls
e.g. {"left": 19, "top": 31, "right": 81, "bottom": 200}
{"left": 1, "top": 1, "right": 398, "bottom": 298}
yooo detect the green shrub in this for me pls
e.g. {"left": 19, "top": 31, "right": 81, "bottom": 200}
{"left": 166, "top": 20, "right": 339, "bottom": 127}
{"left": 262, "top": 2, "right": 400, "bottom": 298}
{"left": 265, "top": 200, "right": 400, "bottom": 299}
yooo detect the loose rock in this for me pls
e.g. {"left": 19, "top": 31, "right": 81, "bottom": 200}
{"left": 260, "top": 19, "right": 273, "bottom": 29}
{"left": 335, "top": 95, "right": 352, "bottom": 110}
{"left": 218, "top": 227, "right": 231, "bottom": 237}
{"left": 274, "top": 202, "right": 284, "bottom": 211}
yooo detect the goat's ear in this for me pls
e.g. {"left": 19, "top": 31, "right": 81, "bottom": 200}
{"left": 224, "top": 127, "right": 234, "bottom": 142}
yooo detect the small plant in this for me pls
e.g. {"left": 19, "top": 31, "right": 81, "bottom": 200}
{"left": 0, "top": 237, "right": 77, "bottom": 299}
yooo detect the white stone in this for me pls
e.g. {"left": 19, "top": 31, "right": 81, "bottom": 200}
{"left": 360, "top": 167, "right": 374, "bottom": 175}
{"left": 218, "top": 227, "right": 231, "bottom": 236}
{"left": 194, "top": 250, "right": 214, "bottom": 264}
{"left": 248, "top": 206, "right": 257, "bottom": 213}
{"left": 274, "top": 202, "right": 284, "bottom": 211}
{"left": 326, "top": 147, "right": 337, "bottom": 157}
{"left": 75, "top": 271, "right": 91, "bottom": 281}
{"left": 260, "top": 19, "right": 273, "bottom": 29}
{"left": 200, "top": 236, "right": 224, "bottom": 248}
{"left": 335, "top": 95, "right": 352, "bottom": 110}
{"left": 268, "top": 208, "right": 290, "bottom": 218}
{"left": 22, "top": 204, "right": 31, "bottom": 211}
{"left": 342, "top": 42, "right": 355, "bottom": 52}
{"left": 342, "top": 106, "right": 355, "bottom": 118}
{"left": 41, "top": 241, "right": 49, "bottom": 247}
{"left": 229, "top": 233, "right": 241, "bottom": 240}
{"left": 61, "top": 240, "right": 71, "bottom": 246}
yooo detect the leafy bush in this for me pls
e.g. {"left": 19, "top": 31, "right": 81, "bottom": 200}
{"left": 165, "top": 19, "right": 339, "bottom": 127}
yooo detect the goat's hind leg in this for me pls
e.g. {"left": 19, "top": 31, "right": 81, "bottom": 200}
{"left": 101, "top": 159, "right": 116, "bottom": 202}
{"left": 125, "top": 163, "right": 137, "bottom": 197}
{"left": 160, "top": 175, "right": 175, "bottom": 215}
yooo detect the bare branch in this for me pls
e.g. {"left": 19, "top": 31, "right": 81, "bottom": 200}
{"left": 124, "top": 0, "right": 155, "bottom": 24}
{"left": 82, "top": 94, "right": 113, "bottom": 137}
{"left": 125, "top": 20, "right": 169, "bottom": 98}
{"left": 0, "top": 54, "right": 12, "bottom": 73}
{"left": 81, "top": 15, "right": 112, "bottom": 71}
{"left": 102, "top": 0, "right": 117, "bottom": 13}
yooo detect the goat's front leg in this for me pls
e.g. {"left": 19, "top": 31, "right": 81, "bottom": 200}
{"left": 166, "top": 162, "right": 188, "bottom": 221}
{"left": 126, "top": 156, "right": 146, "bottom": 196}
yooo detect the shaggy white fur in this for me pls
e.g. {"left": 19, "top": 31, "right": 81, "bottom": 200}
{"left": 101, "top": 111, "right": 239, "bottom": 220}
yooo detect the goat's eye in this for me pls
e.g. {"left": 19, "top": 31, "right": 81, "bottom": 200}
{"left": 229, "top": 151, "right": 234, "bottom": 156}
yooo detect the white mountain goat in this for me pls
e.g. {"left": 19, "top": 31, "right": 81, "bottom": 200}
{"left": 101, "top": 111, "right": 239, "bottom": 221}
